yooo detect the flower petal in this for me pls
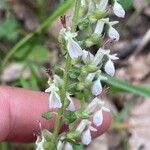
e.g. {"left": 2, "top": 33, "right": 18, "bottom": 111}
{"left": 108, "top": 26, "right": 120, "bottom": 41}
{"left": 82, "top": 50, "right": 94, "bottom": 64}
{"left": 66, "top": 94, "right": 75, "bottom": 111}
{"left": 104, "top": 59, "right": 115, "bottom": 76}
{"left": 91, "top": 79, "right": 102, "bottom": 96}
{"left": 49, "top": 91, "right": 62, "bottom": 109}
{"left": 94, "top": 20, "right": 105, "bottom": 35}
{"left": 97, "top": 0, "right": 108, "bottom": 11}
{"left": 81, "top": 129, "right": 92, "bottom": 145}
{"left": 93, "top": 109, "right": 103, "bottom": 126}
{"left": 113, "top": 2, "right": 125, "bottom": 18}
{"left": 64, "top": 142, "right": 73, "bottom": 150}
{"left": 67, "top": 39, "right": 83, "bottom": 59}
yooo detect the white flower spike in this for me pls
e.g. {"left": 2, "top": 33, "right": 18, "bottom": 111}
{"left": 104, "top": 59, "right": 115, "bottom": 76}
{"left": 113, "top": 1, "right": 125, "bottom": 18}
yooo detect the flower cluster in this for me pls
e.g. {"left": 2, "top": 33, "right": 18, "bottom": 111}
{"left": 36, "top": 0, "right": 125, "bottom": 149}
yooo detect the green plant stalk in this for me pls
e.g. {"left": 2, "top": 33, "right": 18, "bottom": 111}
{"left": 49, "top": 0, "right": 81, "bottom": 149}
{"left": 1, "top": 0, "right": 73, "bottom": 70}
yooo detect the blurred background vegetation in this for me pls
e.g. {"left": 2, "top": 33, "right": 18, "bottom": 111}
{"left": 0, "top": 0, "right": 150, "bottom": 149}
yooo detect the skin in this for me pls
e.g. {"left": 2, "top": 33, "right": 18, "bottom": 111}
{"left": 0, "top": 86, "right": 111, "bottom": 143}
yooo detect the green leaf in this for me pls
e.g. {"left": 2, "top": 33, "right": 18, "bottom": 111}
{"left": 119, "top": 0, "right": 133, "bottom": 10}
{"left": 105, "top": 76, "right": 150, "bottom": 97}
{"left": 0, "top": 17, "right": 18, "bottom": 41}
{"left": 73, "top": 143, "right": 84, "bottom": 150}
{"left": 42, "top": 112, "right": 52, "bottom": 120}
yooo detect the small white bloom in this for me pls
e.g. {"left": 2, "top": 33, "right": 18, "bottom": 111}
{"left": 81, "top": 128, "right": 91, "bottom": 145}
{"left": 113, "top": 1, "right": 125, "bottom": 18}
{"left": 46, "top": 84, "right": 62, "bottom": 109}
{"left": 94, "top": 20, "right": 105, "bottom": 35}
{"left": 82, "top": 50, "right": 94, "bottom": 64}
{"left": 67, "top": 38, "right": 83, "bottom": 59}
{"left": 81, "top": 122, "right": 97, "bottom": 145}
{"left": 93, "top": 109, "right": 103, "bottom": 126}
{"left": 108, "top": 26, "right": 120, "bottom": 41}
{"left": 64, "top": 142, "right": 73, "bottom": 150}
{"left": 91, "top": 78, "right": 102, "bottom": 96}
{"left": 86, "top": 97, "right": 100, "bottom": 114}
{"left": 64, "top": 30, "right": 83, "bottom": 59}
{"left": 49, "top": 91, "right": 62, "bottom": 109}
{"left": 66, "top": 93, "right": 75, "bottom": 111}
{"left": 97, "top": 0, "right": 108, "bottom": 11}
{"left": 104, "top": 59, "right": 115, "bottom": 76}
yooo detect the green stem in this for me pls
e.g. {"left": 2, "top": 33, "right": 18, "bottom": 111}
{"left": 49, "top": 0, "right": 81, "bottom": 149}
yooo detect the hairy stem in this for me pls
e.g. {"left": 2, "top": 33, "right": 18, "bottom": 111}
{"left": 49, "top": 0, "right": 81, "bottom": 149}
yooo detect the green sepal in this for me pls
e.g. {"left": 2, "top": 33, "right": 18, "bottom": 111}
{"left": 89, "top": 9, "right": 107, "bottom": 23}
{"left": 75, "top": 110, "right": 89, "bottom": 119}
{"left": 64, "top": 111, "right": 77, "bottom": 124}
{"left": 42, "top": 112, "right": 52, "bottom": 120}
{"left": 66, "top": 131, "right": 81, "bottom": 140}
{"left": 78, "top": 17, "right": 90, "bottom": 30}
{"left": 85, "top": 33, "right": 103, "bottom": 47}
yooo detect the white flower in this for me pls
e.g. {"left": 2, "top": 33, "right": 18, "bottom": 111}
{"left": 81, "top": 122, "right": 97, "bottom": 145}
{"left": 93, "top": 109, "right": 103, "bottom": 126}
{"left": 97, "top": 0, "right": 108, "bottom": 11}
{"left": 91, "top": 74, "right": 107, "bottom": 96}
{"left": 64, "top": 30, "right": 83, "bottom": 59}
{"left": 104, "top": 59, "right": 115, "bottom": 76}
{"left": 94, "top": 20, "right": 105, "bottom": 35}
{"left": 64, "top": 142, "right": 73, "bottom": 150}
{"left": 113, "top": 1, "right": 125, "bottom": 18}
{"left": 82, "top": 50, "right": 94, "bottom": 64}
{"left": 46, "top": 84, "right": 62, "bottom": 109}
{"left": 93, "top": 105, "right": 110, "bottom": 127}
{"left": 108, "top": 26, "right": 120, "bottom": 41}
{"left": 86, "top": 97, "right": 100, "bottom": 113}
{"left": 66, "top": 93, "right": 75, "bottom": 111}
{"left": 91, "top": 78, "right": 102, "bottom": 96}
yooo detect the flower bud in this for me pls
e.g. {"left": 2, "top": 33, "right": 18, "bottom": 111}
{"left": 108, "top": 26, "right": 120, "bottom": 41}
